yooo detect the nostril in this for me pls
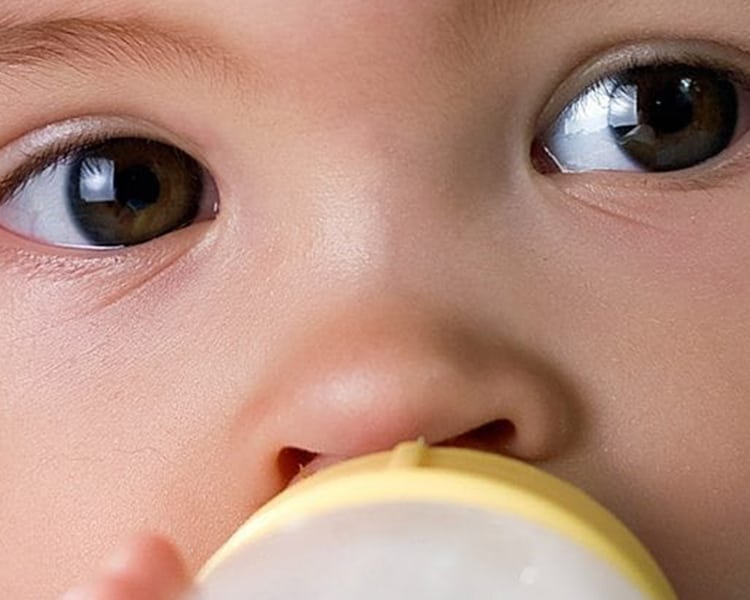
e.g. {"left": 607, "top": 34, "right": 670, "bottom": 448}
{"left": 442, "top": 419, "right": 517, "bottom": 453}
{"left": 277, "top": 446, "right": 318, "bottom": 486}
{"left": 473, "top": 419, "right": 517, "bottom": 447}
{"left": 276, "top": 422, "right": 519, "bottom": 487}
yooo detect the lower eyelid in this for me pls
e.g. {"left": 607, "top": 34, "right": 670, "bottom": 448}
{"left": 0, "top": 223, "right": 218, "bottom": 319}
{"left": 546, "top": 147, "right": 750, "bottom": 196}
{"left": 538, "top": 170, "right": 727, "bottom": 239}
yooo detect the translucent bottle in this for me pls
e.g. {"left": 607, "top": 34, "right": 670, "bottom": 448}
{"left": 191, "top": 440, "right": 677, "bottom": 599}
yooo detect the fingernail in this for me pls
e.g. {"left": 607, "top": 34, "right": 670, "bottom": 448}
{"left": 58, "top": 586, "right": 91, "bottom": 600}
{"left": 100, "top": 541, "right": 134, "bottom": 573}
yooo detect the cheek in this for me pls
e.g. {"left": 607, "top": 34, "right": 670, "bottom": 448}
{"left": 0, "top": 292, "right": 281, "bottom": 596}
{"left": 514, "top": 192, "right": 750, "bottom": 595}
{"left": 546, "top": 308, "right": 750, "bottom": 597}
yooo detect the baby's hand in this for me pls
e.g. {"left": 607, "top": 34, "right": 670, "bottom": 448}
{"left": 59, "top": 534, "right": 191, "bottom": 600}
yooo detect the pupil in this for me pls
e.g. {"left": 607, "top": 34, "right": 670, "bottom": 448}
{"left": 115, "top": 164, "right": 161, "bottom": 211}
{"left": 642, "top": 77, "right": 695, "bottom": 135}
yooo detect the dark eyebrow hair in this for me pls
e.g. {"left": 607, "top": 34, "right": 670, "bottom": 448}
{"left": 434, "top": 0, "right": 557, "bottom": 69}
{"left": 0, "top": 16, "right": 250, "bottom": 89}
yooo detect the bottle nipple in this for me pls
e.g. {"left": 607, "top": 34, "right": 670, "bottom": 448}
{"left": 192, "top": 440, "right": 677, "bottom": 599}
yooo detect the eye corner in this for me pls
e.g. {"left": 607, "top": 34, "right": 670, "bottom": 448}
{"left": 529, "top": 138, "right": 562, "bottom": 175}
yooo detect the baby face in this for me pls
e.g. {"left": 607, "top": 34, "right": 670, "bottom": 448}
{"left": 1, "top": 0, "right": 749, "bottom": 598}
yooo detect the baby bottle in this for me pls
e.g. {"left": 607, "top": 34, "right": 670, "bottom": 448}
{"left": 191, "top": 440, "right": 677, "bottom": 599}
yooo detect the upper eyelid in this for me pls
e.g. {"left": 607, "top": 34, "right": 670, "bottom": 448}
{"left": 0, "top": 115, "right": 215, "bottom": 205}
{"left": 535, "top": 39, "right": 750, "bottom": 134}
{"left": 562, "top": 61, "right": 741, "bottom": 128}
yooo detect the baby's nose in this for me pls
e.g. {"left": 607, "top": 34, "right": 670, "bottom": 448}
{"left": 237, "top": 298, "right": 577, "bottom": 485}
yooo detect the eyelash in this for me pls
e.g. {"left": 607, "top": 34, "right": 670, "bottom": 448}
{"left": 0, "top": 129, "right": 116, "bottom": 203}
{"left": 564, "top": 51, "right": 750, "bottom": 129}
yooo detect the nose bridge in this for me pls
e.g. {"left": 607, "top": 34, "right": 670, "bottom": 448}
{"left": 289, "top": 107, "right": 517, "bottom": 306}
{"left": 239, "top": 9, "right": 528, "bottom": 302}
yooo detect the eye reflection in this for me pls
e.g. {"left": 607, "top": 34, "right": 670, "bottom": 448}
{"left": 79, "top": 157, "right": 117, "bottom": 203}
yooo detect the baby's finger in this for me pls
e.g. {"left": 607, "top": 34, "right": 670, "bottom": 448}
{"left": 102, "top": 533, "right": 190, "bottom": 595}
{"left": 59, "top": 533, "right": 190, "bottom": 600}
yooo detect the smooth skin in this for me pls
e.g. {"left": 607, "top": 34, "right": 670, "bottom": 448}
{"left": 1, "top": 1, "right": 749, "bottom": 598}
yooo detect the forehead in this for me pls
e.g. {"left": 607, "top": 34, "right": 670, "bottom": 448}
{"left": 2, "top": 0, "right": 552, "bottom": 44}
{"left": 3, "top": 0, "right": 747, "bottom": 52}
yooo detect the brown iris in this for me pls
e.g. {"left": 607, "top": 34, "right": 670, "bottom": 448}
{"left": 609, "top": 64, "right": 738, "bottom": 172}
{"left": 68, "top": 138, "right": 205, "bottom": 246}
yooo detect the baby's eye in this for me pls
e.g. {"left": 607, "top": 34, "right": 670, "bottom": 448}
{"left": 0, "top": 136, "right": 218, "bottom": 249}
{"left": 535, "top": 62, "right": 750, "bottom": 174}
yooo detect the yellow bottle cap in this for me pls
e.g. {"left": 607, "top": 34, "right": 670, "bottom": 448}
{"left": 196, "top": 440, "right": 676, "bottom": 599}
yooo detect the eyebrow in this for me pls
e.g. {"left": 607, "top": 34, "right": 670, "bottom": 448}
{"left": 435, "top": 0, "right": 559, "bottom": 68}
{"left": 0, "top": 2, "right": 548, "bottom": 78}
{"left": 459, "top": 0, "right": 548, "bottom": 31}
{"left": 0, "top": 16, "right": 249, "bottom": 89}
{"left": 0, "top": 3, "right": 554, "bottom": 91}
